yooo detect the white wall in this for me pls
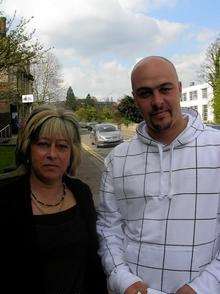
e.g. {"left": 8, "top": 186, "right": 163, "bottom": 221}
{"left": 180, "top": 83, "right": 213, "bottom": 122}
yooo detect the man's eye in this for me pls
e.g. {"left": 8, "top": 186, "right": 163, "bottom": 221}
{"left": 160, "top": 87, "right": 171, "bottom": 93}
{"left": 137, "top": 90, "right": 152, "bottom": 98}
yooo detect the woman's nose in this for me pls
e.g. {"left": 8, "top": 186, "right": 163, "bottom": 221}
{"left": 47, "top": 144, "right": 57, "bottom": 158}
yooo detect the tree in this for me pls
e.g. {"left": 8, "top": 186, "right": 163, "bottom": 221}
{"left": 117, "top": 95, "right": 143, "bottom": 124}
{"left": 97, "top": 106, "right": 113, "bottom": 122}
{"left": 65, "top": 86, "right": 77, "bottom": 110}
{"left": 0, "top": 13, "right": 46, "bottom": 71}
{"left": 201, "top": 37, "right": 220, "bottom": 123}
{"left": 85, "top": 93, "right": 96, "bottom": 107}
{"left": 31, "top": 52, "right": 65, "bottom": 103}
{"left": 75, "top": 106, "right": 97, "bottom": 122}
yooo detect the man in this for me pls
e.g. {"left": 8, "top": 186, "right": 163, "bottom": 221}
{"left": 97, "top": 56, "right": 220, "bottom": 294}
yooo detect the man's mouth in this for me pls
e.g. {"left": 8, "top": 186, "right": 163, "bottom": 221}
{"left": 151, "top": 110, "right": 169, "bottom": 117}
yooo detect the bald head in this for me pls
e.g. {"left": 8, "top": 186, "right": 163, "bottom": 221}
{"left": 131, "top": 56, "right": 179, "bottom": 90}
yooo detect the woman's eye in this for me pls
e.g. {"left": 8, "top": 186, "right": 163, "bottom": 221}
{"left": 37, "top": 142, "right": 49, "bottom": 147}
{"left": 58, "top": 144, "right": 69, "bottom": 150}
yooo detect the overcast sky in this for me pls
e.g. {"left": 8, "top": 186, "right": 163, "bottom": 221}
{"left": 1, "top": 0, "right": 219, "bottom": 100}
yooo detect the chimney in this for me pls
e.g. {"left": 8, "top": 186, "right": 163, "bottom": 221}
{"left": 0, "top": 17, "right": 6, "bottom": 37}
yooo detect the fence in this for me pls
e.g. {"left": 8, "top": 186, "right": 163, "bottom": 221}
{"left": 0, "top": 124, "right": 11, "bottom": 142}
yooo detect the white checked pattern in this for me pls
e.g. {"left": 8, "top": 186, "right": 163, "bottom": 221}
{"left": 97, "top": 110, "right": 220, "bottom": 294}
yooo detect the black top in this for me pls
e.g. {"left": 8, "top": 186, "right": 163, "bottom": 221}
{"left": 0, "top": 174, "right": 107, "bottom": 294}
{"left": 33, "top": 205, "right": 88, "bottom": 294}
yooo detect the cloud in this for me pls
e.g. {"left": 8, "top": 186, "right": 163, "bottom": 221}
{"left": 195, "top": 28, "right": 218, "bottom": 43}
{"left": 3, "top": 0, "right": 187, "bottom": 59}
{"left": 62, "top": 59, "right": 131, "bottom": 99}
{"left": 2, "top": 0, "right": 214, "bottom": 99}
{"left": 174, "top": 51, "right": 206, "bottom": 87}
{"left": 118, "top": 0, "right": 178, "bottom": 13}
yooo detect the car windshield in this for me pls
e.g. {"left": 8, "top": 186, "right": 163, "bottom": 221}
{"left": 97, "top": 125, "right": 117, "bottom": 132}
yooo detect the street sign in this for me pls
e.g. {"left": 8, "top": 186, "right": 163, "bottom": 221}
{"left": 22, "top": 94, "right": 34, "bottom": 103}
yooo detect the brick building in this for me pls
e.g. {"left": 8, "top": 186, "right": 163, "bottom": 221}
{"left": 0, "top": 17, "right": 34, "bottom": 138}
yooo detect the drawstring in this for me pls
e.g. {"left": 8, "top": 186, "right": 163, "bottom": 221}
{"left": 158, "top": 144, "right": 164, "bottom": 199}
{"left": 167, "top": 144, "right": 174, "bottom": 199}
{"left": 158, "top": 144, "right": 174, "bottom": 200}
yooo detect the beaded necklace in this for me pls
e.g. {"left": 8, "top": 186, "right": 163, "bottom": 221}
{"left": 31, "top": 183, "right": 66, "bottom": 207}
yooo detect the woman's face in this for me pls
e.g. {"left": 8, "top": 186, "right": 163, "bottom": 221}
{"left": 30, "top": 136, "right": 71, "bottom": 184}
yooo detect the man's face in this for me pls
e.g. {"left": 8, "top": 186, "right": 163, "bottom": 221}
{"left": 132, "top": 58, "right": 182, "bottom": 134}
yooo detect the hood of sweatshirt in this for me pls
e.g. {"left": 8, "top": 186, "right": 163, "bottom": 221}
{"left": 136, "top": 108, "right": 205, "bottom": 199}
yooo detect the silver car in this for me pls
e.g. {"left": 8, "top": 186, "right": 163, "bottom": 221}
{"left": 90, "top": 123, "right": 123, "bottom": 147}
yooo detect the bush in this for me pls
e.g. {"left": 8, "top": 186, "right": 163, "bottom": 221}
{"left": 117, "top": 95, "right": 143, "bottom": 123}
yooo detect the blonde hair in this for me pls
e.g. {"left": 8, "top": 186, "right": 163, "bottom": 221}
{"left": 16, "top": 105, "right": 81, "bottom": 176}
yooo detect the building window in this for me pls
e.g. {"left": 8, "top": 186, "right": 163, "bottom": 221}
{"left": 202, "top": 88, "right": 208, "bottom": 99}
{"left": 181, "top": 93, "right": 187, "bottom": 101}
{"left": 189, "top": 91, "right": 198, "bottom": 100}
{"left": 191, "top": 105, "right": 198, "bottom": 111}
{"left": 202, "top": 104, "right": 208, "bottom": 121}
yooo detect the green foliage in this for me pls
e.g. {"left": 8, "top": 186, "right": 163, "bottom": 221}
{"left": 85, "top": 93, "right": 96, "bottom": 107}
{"left": 212, "top": 85, "right": 220, "bottom": 123}
{"left": 74, "top": 97, "right": 142, "bottom": 125}
{"left": 74, "top": 106, "right": 97, "bottom": 122}
{"left": 74, "top": 103, "right": 117, "bottom": 123}
{"left": 117, "top": 95, "right": 143, "bottom": 123}
{"left": 65, "top": 86, "right": 77, "bottom": 111}
{"left": 97, "top": 106, "right": 113, "bottom": 121}
{"left": 201, "top": 37, "right": 220, "bottom": 123}
{"left": 0, "top": 14, "right": 47, "bottom": 70}
{"left": 0, "top": 145, "right": 15, "bottom": 173}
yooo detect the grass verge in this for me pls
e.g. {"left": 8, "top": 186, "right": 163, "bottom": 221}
{"left": 0, "top": 145, "right": 16, "bottom": 174}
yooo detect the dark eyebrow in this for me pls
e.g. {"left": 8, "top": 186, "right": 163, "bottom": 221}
{"left": 159, "top": 82, "right": 173, "bottom": 87}
{"left": 135, "top": 82, "right": 173, "bottom": 92}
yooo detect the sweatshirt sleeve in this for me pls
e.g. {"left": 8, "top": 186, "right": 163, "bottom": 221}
{"left": 188, "top": 251, "right": 220, "bottom": 293}
{"left": 96, "top": 153, "right": 142, "bottom": 293}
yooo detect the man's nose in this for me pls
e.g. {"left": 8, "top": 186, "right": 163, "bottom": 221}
{"left": 151, "top": 90, "right": 163, "bottom": 107}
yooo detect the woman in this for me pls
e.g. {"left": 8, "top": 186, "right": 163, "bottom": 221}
{"left": 0, "top": 105, "right": 107, "bottom": 294}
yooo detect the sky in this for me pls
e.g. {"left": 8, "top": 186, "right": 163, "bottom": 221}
{"left": 1, "top": 0, "right": 219, "bottom": 101}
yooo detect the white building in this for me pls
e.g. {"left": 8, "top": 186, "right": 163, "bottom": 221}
{"left": 180, "top": 82, "right": 213, "bottom": 122}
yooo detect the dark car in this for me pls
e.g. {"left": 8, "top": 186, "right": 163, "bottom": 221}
{"left": 90, "top": 123, "right": 123, "bottom": 147}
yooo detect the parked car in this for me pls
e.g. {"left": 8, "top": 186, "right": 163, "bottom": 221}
{"left": 90, "top": 123, "right": 123, "bottom": 147}
{"left": 86, "top": 121, "right": 99, "bottom": 131}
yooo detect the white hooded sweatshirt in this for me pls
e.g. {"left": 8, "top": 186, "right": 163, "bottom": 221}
{"left": 97, "top": 109, "right": 220, "bottom": 294}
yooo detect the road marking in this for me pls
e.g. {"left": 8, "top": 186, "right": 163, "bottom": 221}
{"left": 82, "top": 143, "right": 104, "bottom": 163}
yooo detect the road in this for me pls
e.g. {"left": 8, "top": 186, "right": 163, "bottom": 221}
{"left": 80, "top": 128, "right": 114, "bottom": 159}
{"left": 77, "top": 129, "right": 114, "bottom": 207}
